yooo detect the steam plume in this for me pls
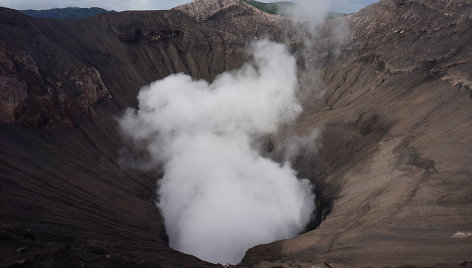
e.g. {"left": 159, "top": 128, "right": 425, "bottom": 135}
{"left": 119, "top": 39, "right": 315, "bottom": 264}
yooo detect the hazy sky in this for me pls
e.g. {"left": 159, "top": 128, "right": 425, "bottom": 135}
{"left": 0, "top": 0, "right": 378, "bottom": 13}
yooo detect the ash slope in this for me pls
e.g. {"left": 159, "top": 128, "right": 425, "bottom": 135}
{"left": 0, "top": 3, "right": 275, "bottom": 267}
{"left": 244, "top": 0, "right": 472, "bottom": 267}
{"left": 0, "top": 0, "right": 471, "bottom": 267}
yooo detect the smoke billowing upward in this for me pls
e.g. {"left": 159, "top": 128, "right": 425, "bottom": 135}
{"left": 119, "top": 40, "right": 315, "bottom": 264}
{"left": 277, "top": 0, "right": 352, "bottom": 111}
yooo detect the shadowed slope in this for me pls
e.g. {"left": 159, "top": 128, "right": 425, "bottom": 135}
{"left": 0, "top": 5, "right": 271, "bottom": 267}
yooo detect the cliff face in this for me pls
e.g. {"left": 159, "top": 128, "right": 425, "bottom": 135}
{"left": 0, "top": 6, "right": 257, "bottom": 268}
{"left": 0, "top": 7, "right": 257, "bottom": 128}
{"left": 0, "top": 0, "right": 471, "bottom": 267}
{"left": 174, "top": 0, "right": 285, "bottom": 37}
{"left": 244, "top": 0, "right": 472, "bottom": 267}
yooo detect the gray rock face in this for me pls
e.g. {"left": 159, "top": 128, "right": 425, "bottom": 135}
{"left": 0, "top": 5, "right": 252, "bottom": 268}
{"left": 174, "top": 0, "right": 286, "bottom": 41}
{"left": 175, "top": 0, "right": 277, "bottom": 22}
{"left": 0, "top": 11, "right": 111, "bottom": 128}
{"left": 243, "top": 0, "right": 472, "bottom": 267}
{"left": 0, "top": 44, "right": 33, "bottom": 124}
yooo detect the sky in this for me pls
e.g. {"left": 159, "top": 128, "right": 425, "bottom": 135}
{"left": 0, "top": 0, "right": 378, "bottom": 13}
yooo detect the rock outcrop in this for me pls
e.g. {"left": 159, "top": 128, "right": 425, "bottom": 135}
{"left": 0, "top": 10, "right": 111, "bottom": 127}
{"left": 174, "top": 0, "right": 286, "bottom": 40}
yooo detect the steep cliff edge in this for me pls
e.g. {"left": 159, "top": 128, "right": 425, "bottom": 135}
{"left": 0, "top": 0, "right": 471, "bottom": 267}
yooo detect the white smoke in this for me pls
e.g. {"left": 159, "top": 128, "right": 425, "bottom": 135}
{"left": 276, "top": 0, "right": 352, "bottom": 112}
{"left": 283, "top": 128, "right": 320, "bottom": 162}
{"left": 119, "top": 39, "right": 315, "bottom": 264}
{"left": 283, "top": 0, "right": 330, "bottom": 29}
